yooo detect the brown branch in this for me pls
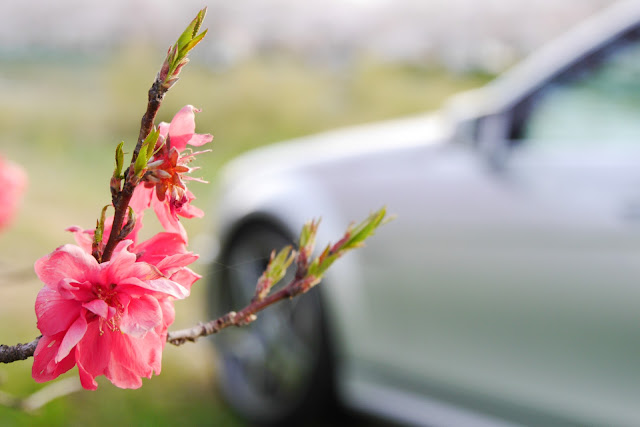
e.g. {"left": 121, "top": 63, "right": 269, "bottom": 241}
{"left": 101, "top": 79, "right": 169, "bottom": 263}
{"left": 0, "top": 337, "right": 40, "bottom": 364}
{"left": 167, "top": 277, "right": 312, "bottom": 346}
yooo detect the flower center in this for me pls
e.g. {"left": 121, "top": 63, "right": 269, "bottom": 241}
{"left": 94, "top": 283, "right": 124, "bottom": 335}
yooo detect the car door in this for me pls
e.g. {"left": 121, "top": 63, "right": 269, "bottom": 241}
{"left": 356, "top": 25, "right": 640, "bottom": 426}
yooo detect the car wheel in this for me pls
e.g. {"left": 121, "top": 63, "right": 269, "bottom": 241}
{"left": 207, "top": 221, "right": 336, "bottom": 426}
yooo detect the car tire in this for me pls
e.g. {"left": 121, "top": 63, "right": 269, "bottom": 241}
{"left": 207, "top": 221, "right": 336, "bottom": 426}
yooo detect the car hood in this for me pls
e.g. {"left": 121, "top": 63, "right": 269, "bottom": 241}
{"left": 219, "top": 112, "right": 450, "bottom": 185}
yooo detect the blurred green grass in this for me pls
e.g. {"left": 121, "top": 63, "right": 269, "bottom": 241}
{"left": 0, "top": 47, "right": 492, "bottom": 425}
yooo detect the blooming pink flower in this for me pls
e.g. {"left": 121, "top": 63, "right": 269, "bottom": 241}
{"left": 0, "top": 155, "right": 27, "bottom": 232}
{"left": 32, "top": 241, "right": 189, "bottom": 389}
{"left": 139, "top": 105, "right": 212, "bottom": 238}
{"left": 67, "top": 215, "right": 200, "bottom": 291}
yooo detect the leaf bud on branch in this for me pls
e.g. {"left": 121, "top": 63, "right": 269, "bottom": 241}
{"left": 158, "top": 8, "right": 208, "bottom": 90}
{"left": 167, "top": 207, "right": 391, "bottom": 345}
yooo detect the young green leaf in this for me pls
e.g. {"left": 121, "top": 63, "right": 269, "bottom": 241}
{"left": 114, "top": 141, "right": 125, "bottom": 178}
{"left": 92, "top": 205, "right": 111, "bottom": 260}
{"left": 254, "top": 245, "right": 295, "bottom": 300}
{"left": 343, "top": 207, "right": 388, "bottom": 250}
{"left": 306, "top": 207, "right": 389, "bottom": 280}
{"left": 176, "top": 8, "right": 207, "bottom": 51}
{"left": 145, "top": 128, "right": 161, "bottom": 162}
{"left": 133, "top": 128, "right": 160, "bottom": 176}
{"left": 164, "top": 8, "right": 208, "bottom": 84}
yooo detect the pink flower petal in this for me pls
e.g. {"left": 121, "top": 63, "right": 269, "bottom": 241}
{"left": 66, "top": 226, "right": 94, "bottom": 253}
{"left": 177, "top": 202, "right": 204, "bottom": 219}
{"left": 158, "top": 298, "right": 176, "bottom": 331}
{"left": 57, "top": 279, "right": 94, "bottom": 301}
{"left": 35, "top": 244, "right": 98, "bottom": 289}
{"left": 186, "top": 132, "right": 213, "bottom": 147}
{"left": 129, "top": 186, "right": 153, "bottom": 216}
{"left": 105, "top": 332, "right": 164, "bottom": 389}
{"left": 152, "top": 198, "right": 187, "bottom": 241}
{"left": 83, "top": 299, "right": 109, "bottom": 318}
{"left": 32, "top": 333, "right": 76, "bottom": 383}
{"left": 105, "top": 364, "right": 143, "bottom": 389}
{"left": 135, "top": 232, "right": 187, "bottom": 265}
{"left": 119, "top": 277, "right": 189, "bottom": 299}
{"left": 56, "top": 315, "right": 88, "bottom": 362}
{"left": 75, "top": 322, "right": 111, "bottom": 390}
{"left": 120, "top": 295, "right": 162, "bottom": 338}
{"left": 167, "top": 105, "right": 198, "bottom": 151}
{"left": 158, "top": 122, "right": 170, "bottom": 139}
{"left": 104, "top": 241, "right": 162, "bottom": 284}
{"left": 169, "top": 268, "right": 201, "bottom": 291}
{"left": 154, "top": 252, "right": 198, "bottom": 274}
{"left": 35, "top": 286, "right": 82, "bottom": 336}
{"left": 142, "top": 331, "right": 164, "bottom": 374}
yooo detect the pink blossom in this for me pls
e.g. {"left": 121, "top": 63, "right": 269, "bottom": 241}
{"left": 139, "top": 105, "right": 212, "bottom": 237}
{"left": 66, "top": 215, "right": 200, "bottom": 291}
{"left": 0, "top": 155, "right": 27, "bottom": 232}
{"left": 32, "top": 241, "right": 189, "bottom": 389}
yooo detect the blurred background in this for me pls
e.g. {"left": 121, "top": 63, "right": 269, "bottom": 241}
{"left": 0, "top": 0, "right": 613, "bottom": 425}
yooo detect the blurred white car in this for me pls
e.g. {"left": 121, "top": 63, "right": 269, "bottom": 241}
{"left": 206, "top": 1, "right": 640, "bottom": 426}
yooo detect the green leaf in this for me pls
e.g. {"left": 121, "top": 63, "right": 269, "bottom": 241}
{"left": 192, "top": 8, "right": 206, "bottom": 38}
{"left": 267, "top": 245, "right": 295, "bottom": 284}
{"left": 343, "top": 207, "right": 388, "bottom": 249}
{"left": 306, "top": 207, "right": 390, "bottom": 278}
{"left": 133, "top": 128, "right": 160, "bottom": 176}
{"left": 254, "top": 245, "right": 295, "bottom": 300}
{"left": 182, "top": 29, "right": 208, "bottom": 54}
{"left": 93, "top": 205, "right": 110, "bottom": 249}
{"left": 133, "top": 150, "right": 147, "bottom": 177}
{"left": 114, "top": 141, "right": 124, "bottom": 178}
{"left": 298, "top": 219, "right": 319, "bottom": 252}
{"left": 176, "top": 8, "right": 207, "bottom": 52}
{"left": 146, "top": 127, "right": 161, "bottom": 162}
{"left": 165, "top": 8, "right": 208, "bottom": 82}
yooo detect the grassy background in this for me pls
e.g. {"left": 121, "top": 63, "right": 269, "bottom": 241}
{"left": 0, "top": 47, "right": 491, "bottom": 425}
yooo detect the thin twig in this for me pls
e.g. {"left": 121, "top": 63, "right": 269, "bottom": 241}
{"left": 101, "top": 78, "right": 169, "bottom": 263}
{"left": 167, "top": 276, "right": 312, "bottom": 346}
{"left": 0, "top": 337, "right": 40, "bottom": 364}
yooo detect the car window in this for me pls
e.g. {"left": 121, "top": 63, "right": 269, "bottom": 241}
{"left": 514, "top": 29, "right": 640, "bottom": 146}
